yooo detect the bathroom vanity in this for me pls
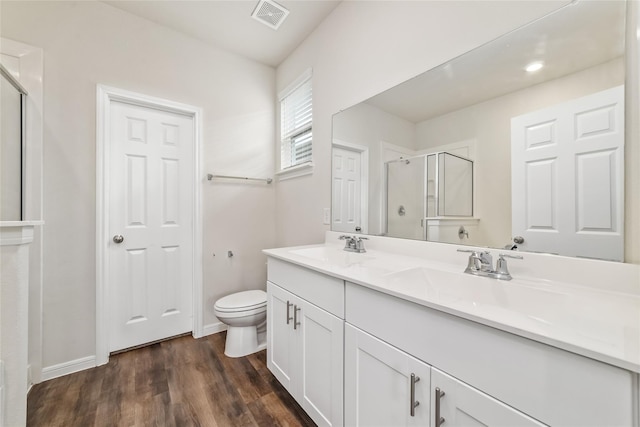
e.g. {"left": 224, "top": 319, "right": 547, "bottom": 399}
{"left": 264, "top": 232, "right": 640, "bottom": 427}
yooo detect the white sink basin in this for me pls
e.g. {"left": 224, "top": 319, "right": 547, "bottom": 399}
{"left": 290, "top": 246, "right": 374, "bottom": 268}
{"left": 382, "top": 267, "right": 570, "bottom": 326}
{"left": 382, "top": 266, "right": 640, "bottom": 353}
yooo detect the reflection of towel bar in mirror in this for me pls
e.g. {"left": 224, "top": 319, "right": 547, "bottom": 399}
{"left": 207, "top": 173, "right": 272, "bottom": 184}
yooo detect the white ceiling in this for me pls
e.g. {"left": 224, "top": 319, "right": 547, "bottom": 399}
{"left": 103, "top": 0, "right": 341, "bottom": 67}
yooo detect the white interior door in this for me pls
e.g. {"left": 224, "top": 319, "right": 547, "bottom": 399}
{"left": 108, "top": 100, "right": 194, "bottom": 352}
{"left": 332, "top": 146, "right": 363, "bottom": 233}
{"left": 511, "top": 86, "right": 624, "bottom": 261}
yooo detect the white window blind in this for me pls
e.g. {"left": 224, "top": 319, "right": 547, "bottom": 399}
{"left": 280, "top": 72, "right": 312, "bottom": 170}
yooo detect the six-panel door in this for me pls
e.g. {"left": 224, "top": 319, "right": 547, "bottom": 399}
{"left": 109, "top": 100, "right": 194, "bottom": 352}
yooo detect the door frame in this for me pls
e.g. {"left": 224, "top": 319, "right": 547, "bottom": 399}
{"left": 332, "top": 139, "right": 369, "bottom": 234}
{"left": 95, "top": 85, "right": 203, "bottom": 365}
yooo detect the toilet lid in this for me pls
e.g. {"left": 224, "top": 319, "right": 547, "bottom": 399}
{"left": 215, "top": 290, "right": 267, "bottom": 312}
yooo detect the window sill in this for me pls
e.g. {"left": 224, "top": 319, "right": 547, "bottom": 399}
{"left": 275, "top": 162, "right": 314, "bottom": 181}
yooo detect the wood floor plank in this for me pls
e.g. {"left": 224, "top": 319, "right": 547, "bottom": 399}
{"left": 27, "top": 332, "right": 316, "bottom": 427}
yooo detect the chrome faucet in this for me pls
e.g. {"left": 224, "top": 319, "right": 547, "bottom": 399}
{"left": 339, "top": 235, "right": 368, "bottom": 253}
{"left": 457, "top": 249, "right": 522, "bottom": 280}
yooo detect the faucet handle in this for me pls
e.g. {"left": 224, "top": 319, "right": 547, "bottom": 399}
{"left": 458, "top": 249, "right": 483, "bottom": 273}
{"left": 458, "top": 249, "right": 493, "bottom": 273}
{"left": 355, "top": 236, "right": 368, "bottom": 252}
{"left": 493, "top": 253, "right": 523, "bottom": 280}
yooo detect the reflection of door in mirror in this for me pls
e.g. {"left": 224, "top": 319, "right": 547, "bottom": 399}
{"left": 332, "top": 143, "right": 368, "bottom": 234}
{"left": 511, "top": 85, "right": 624, "bottom": 261}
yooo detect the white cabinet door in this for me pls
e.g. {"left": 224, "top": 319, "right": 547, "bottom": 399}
{"left": 267, "top": 282, "right": 344, "bottom": 427}
{"left": 345, "top": 324, "right": 431, "bottom": 427}
{"left": 267, "top": 282, "right": 296, "bottom": 391}
{"left": 431, "top": 368, "right": 545, "bottom": 427}
{"left": 299, "top": 297, "right": 344, "bottom": 427}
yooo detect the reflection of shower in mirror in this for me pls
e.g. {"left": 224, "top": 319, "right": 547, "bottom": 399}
{"left": 385, "top": 152, "right": 476, "bottom": 243}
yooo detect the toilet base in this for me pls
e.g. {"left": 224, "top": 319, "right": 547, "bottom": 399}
{"left": 224, "top": 325, "right": 266, "bottom": 358}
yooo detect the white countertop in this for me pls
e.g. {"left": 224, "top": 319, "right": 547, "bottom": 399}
{"left": 264, "top": 241, "right": 640, "bottom": 373}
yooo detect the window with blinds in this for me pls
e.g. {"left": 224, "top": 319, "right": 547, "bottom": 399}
{"left": 280, "top": 70, "right": 312, "bottom": 170}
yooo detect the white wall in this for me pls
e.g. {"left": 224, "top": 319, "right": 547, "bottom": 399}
{"left": 275, "top": 0, "right": 571, "bottom": 248}
{"left": 1, "top": 1, "right": 276, "bottom": 371}
{"left": 416, "top": 59, "right": 624, "bottom": 249}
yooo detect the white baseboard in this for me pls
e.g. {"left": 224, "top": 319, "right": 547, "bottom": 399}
{"left": 40, "top": 325, "right": 226, "bottom": 382}
{"left": 202, "top": 321, "right": 227, "bottom": 337}
{"left": 41, "top": 356, "right": 96, "bottom": 382}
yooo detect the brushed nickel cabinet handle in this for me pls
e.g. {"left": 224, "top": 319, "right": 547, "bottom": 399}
{"left": 286, "top": 301, "right": 293, "bottom": 325}
{"left": 293, "top": 305, "right": 301, "bottom": 330}
{"left": 410, "top": 373, "right": 420, "bottom": 416}
{"left": 435, "top": 387, "right": 446, "bottom": 426}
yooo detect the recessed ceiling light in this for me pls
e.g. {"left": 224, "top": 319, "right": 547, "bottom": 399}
{"left": 525, "top": 62, "right": 544, "bottom": 73}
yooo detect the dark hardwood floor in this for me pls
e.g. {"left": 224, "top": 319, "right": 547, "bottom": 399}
{"left": 27, "top": 333, "right": 316, "bottom": 427}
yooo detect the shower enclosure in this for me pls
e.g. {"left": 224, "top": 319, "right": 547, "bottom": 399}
{"left": 0, "top": 63, "right": 27, "bottom": 221}
{"left": 386, "top": 152, "right": 473, "bottom": 241}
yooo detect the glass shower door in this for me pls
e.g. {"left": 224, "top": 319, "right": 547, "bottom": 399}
{"left": 385, "top": 156, "right": 426, "bottom": 240}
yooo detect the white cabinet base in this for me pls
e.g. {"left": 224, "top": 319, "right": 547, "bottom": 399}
{"left": 431, "top": 368, "right": 544, "bottom": 427}
{"left": 267, "top": 281, "right": 343, "bottom": 427}
{"left": 345, "top": 324, "right": 431, "bottom": 426}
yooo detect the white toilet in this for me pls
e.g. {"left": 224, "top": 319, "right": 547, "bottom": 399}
{"left": 213, "top": 290, "right": 267, "bottom": 358}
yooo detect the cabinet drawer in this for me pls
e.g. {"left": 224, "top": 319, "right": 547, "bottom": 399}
{"left": 346, "top": 282, "right": 635, "bottom": 427}
{"left": 267, "top": 257, "right": 344, "bottom": 318}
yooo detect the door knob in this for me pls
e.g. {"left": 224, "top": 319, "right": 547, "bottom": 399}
{"left": 113, "top": 235, "right": 124, "bottom": 244}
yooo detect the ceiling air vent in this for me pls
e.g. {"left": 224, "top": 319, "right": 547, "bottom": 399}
{"left": 251, "top": 0, "right": 290, "bottom": 30}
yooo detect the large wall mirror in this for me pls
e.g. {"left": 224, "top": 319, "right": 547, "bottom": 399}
{"left": 0, "top": 63, "right": 27, "bottom": 221}
{"left": 331, "top": 0, "right": 631, "bottom": 262}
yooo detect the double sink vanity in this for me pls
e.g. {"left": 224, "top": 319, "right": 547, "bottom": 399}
{"left": 263, "top": 231, "right": 640, "bottom": 427}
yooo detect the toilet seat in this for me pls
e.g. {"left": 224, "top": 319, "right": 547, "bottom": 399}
{"left": 214, "top": 290, "right": 266, "bottom": 313}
